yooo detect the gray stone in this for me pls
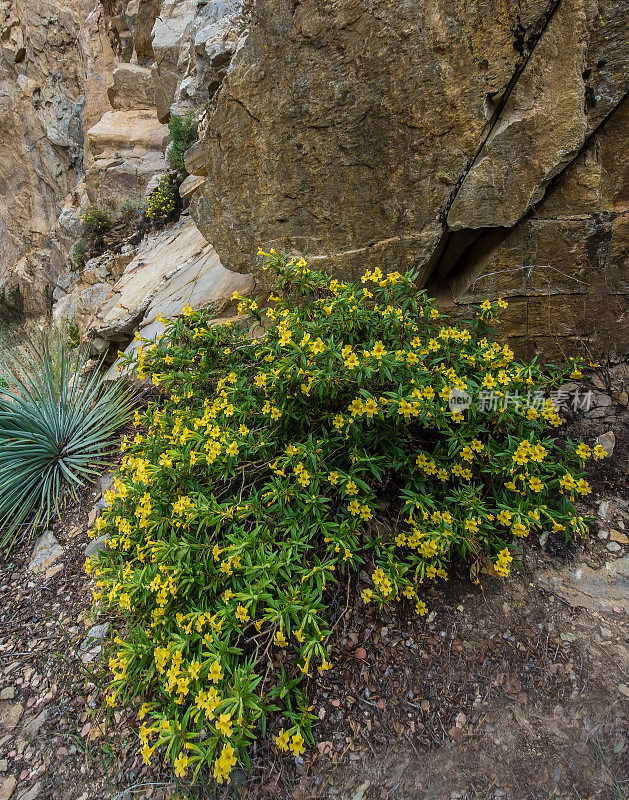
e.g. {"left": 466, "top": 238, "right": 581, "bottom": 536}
{"left": 607, "top": 542, "right": 622, "bottom": 553}
{"left": 22, "top": 709, "right": 47, "bottom": 740}
{"left": 16, "top": 781, "right": 41, "bottom": 800}
{"left": 536, "top": 556, "right": 629, "bottom": 615}
{"left": 0, "top": 689, "right": 14, "bottom": 701}
{"left": 85, "top": 535, "right": 109, "bottom": 560}
{"left": 28, "top": 532, "right": 63, "bottom": 575}
{"left": 79, "top": 623, "right": 110, "bottom": 663}
{"left": 596, "top": 431, "right": 616, "bottom": 458}
{"left": 88, "top": 217, "right": 252, "bottom": 342}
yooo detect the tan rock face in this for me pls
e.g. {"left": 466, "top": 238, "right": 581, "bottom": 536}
{"left": 192, "top": 0, "right": 564, "bottom": 284}
{"left": 444, "top": 96, "right": 629, "bottom": 357}
{"left": 0, "top": 0, "right": 115, "bottom": 315}
{"left": 84, "top": 109, "right": 168, "bottom": 209}
{"left": 190, "top": 0, "right": 628, "bottom": 353}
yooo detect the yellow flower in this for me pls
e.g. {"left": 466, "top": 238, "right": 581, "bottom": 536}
{"left": 235, "top": 604, "right": 250, "bottom": 623}
{"left": 216, "top": 712, "right": 233, "bottom": 737}
{"left": 290, "top": 730, "right": 305, "bottom": 756}
{"left": 512, "top": 522, "right": 529, "bottom": 538}
{"left": 349, "top": 398, "right": 364, "bottom": 417}
{"left": 575, "top": 443, "right": 591, "bottom": 459}
{"left": 174, "top": 752, "right": 190, "bottom": 778}
{"left": 182, "top": 302, "right": 193, "bottom": 317}
{"left": 348, "top": 500, "right": 361, "bottom": 516}
{"left": 593, "top": 444, "right": 608, "bottom": 460}
{"left": 345, "top": 480, "right": 358, "bottom": 495}
{"left": 209, "top": 661, "right": 223, "bottom": 683}
{"left": 276, "top": 728, "right": 291, "bottom": 751}
{"left": 528, "top": 476, "right": 544, "bottom": 493}
{"left": 328, "top": 471, "right": 339, "bottom": 485}
{"left": 274, "top": 629, "right": 288, "bottom": 647}
{"left": 559, "top": 473, "right": 576, "bottom": 491}
{"left": 371, "top": 341, "right": 387, "bottom": 360}
{"left": 213, "top": 742, "right": 237, "bottom": 783}
{"left": 497, "top": 509, "right": 512, "bottom": 526}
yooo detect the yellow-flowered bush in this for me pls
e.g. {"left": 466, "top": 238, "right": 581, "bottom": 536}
{"left": 87, "top": 252, "right": 604, "bottom": 785}
{"left": 146, "top": 175, "right": 177, "bottom": 221}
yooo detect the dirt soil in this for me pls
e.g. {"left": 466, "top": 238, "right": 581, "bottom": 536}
{"left": 0, "top": 368, "right": 627, "bottom": 800}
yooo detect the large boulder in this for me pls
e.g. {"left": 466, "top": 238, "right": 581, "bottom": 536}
{"left": 84, "top": 109, "right": 169, "bottom": 209}
{"left": 189, "top": 0, "right": 629, "bottom": 353}
{"left": 443, "top": 96, "right": 629, "bottom": 357}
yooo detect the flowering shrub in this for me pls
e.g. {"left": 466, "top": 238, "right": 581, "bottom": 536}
{"left": 80, "top": 206, "right": 110, "bottom": 238}
{"left": 146, "top": 175, "right": 177, "bottom": 221}
{"left": 87, "top": 253, "right": 603, "bottom": 785}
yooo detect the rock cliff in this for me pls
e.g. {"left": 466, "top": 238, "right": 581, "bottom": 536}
{"left": 0, "top": 0, "right": 626, "bottom": 357}
{"left": 190, "top": 0, "right": 628, "bottom": 355}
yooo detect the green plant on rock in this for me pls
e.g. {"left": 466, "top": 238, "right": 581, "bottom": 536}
{"left": 167, "top": 112, "right": 197, "bottom": 178}
{"left": 80, "top": 206, "right": 110, "bottom": 238}
{"left": 64, "top": 320, "right": 81, "bottom": 350}
{"left": 146, "top": 175, "right": 178, "bottom": 222}
{"left": 0, "top": 338, "right": 135, "bottom": 551}
{"left": 88, "top": 252, "right": 603, "bottom": 786}
{"left": 71, "top": 238, "right": 88, "bottom": 270}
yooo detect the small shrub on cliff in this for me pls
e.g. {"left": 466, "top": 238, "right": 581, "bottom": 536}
{"left": 80, "top": 206, "right": 110, "bottom": 239}
{"left": 167, "top": 112, "right": 197, "bottom": 178}
{"left": 0, "top": 339, "right": 134, "bottom": 550}
{"left": 88, "top": 253, "right": 603, "bottom": 785}
{"left": 71, "top": 238, "right": 88, "bottom": 270}
{"left": 146, "top": 175, "right": 178, "bottom": 222}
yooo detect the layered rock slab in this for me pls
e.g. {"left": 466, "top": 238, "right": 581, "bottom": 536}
{"left": 87, "top": 216, "right": 253, "bottom": 342}
{"left": 443, "top": 96, "right": 629, "bottom": 356}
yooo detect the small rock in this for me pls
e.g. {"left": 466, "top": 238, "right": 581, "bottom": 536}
{"left": 79, "top": 623, "right": 110, "bottom": 662}
{"left": 610, "top": 530, "right": 629, "bottom": 544}
{"left": 354, "top": 647, "right": 367, "bottom": 660}
{"left": 598, "top": 501, "right": 611, "bottom": 521}
{"left": 597, "top": 531, "right": 609, "bottom": 540}
{"left": 619, "top": 684, "right": 629, "bottom": 698}
{"left": 448, "top": 726, "right": 462, "bottom": 741}
{"left": 600, "top": 628, "right": 612, "bottom": 638}
{"left": 87, "top": 506, "right": 100, "bottom": 528}
{"left": 98, "top": 474, "right": 115, "bottom": 497}
{"left": 15, "top": 781, "right": 40, "bottom": 800}
{"left": 0, "top": 704, "right": 23, "bottom": 731}
{"left": 85, "top": 535, "right": 109, "bottom": 560}
{"left": 0, "top": 777, "right": 16, "bottom": 800}
{"left": 595, "top": 431, "right": 615, "bottom": 457}
{"left": 28, "top": 532, "right": 63, "bottom": 575}
{"left": 0, "top": 761, "right": 6, "bottom": 773}
{"left": 0, "top": 689, "right": 15, "bottom": 701}
{"left": 607, "top": 542, "right": 621, "bottom": 553}
{"left": 22, "top": 710, "right": 47, "bottom": 741}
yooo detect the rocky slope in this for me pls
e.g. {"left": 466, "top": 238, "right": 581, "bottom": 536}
{"left": 0, "top": 0, "right": 249, "bottom": 343}
{"left": 0, "top": 0, "right": 626, "bottom": 359}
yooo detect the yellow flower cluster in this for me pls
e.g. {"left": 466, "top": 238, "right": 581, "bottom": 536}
{"left": 146, "top": 175, "right": 176, "bottom": 220}
{"left": 87, "top": 250, "right": 600, "bottom": 786}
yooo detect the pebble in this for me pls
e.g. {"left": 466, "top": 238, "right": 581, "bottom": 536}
{"left": 595, "top": 431, "right": 615, "bottom": 457}
{"left": 0, "top": 689, "right": 15, "bottom": 701}
{"left": 0, "top": 777, "right": 16, "bottom": 800}
{"left": 606, "top": 542, "right": 621, "bottom": 552}
{"left": 610, "top": 530, "right": 629, "bottom": 544}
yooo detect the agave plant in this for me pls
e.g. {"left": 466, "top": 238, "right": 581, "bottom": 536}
{"left": 0, "top": 337, "right": 134, "bottom": 551}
